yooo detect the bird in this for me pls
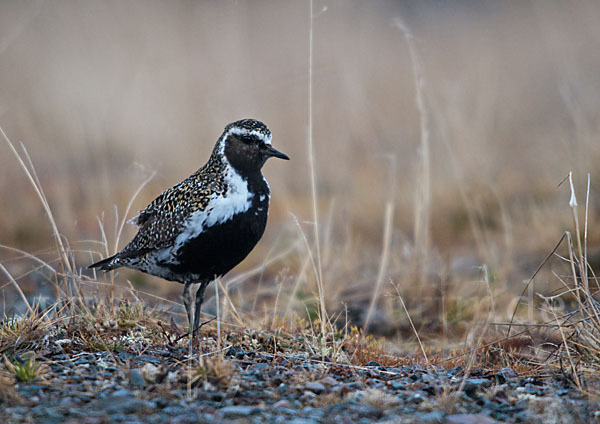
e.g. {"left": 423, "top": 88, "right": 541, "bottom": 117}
{"left": 89, "top": 118, "right": 289, "bottom": 346}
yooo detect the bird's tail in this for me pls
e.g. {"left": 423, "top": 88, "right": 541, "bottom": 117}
{"left": 88, "top": 254, "right": 121, "bottom": 271}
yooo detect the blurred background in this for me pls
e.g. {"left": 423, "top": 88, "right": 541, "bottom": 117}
{"left": 1, "top": 1, "right": 599, "bottom": 344}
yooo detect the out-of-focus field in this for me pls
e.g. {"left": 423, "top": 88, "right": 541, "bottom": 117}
{"left": 1, "top": 1, "right": 599, "bottom": 345}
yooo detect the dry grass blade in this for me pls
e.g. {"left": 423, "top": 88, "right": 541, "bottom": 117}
{"left": 306, "top": 0, "right": 328, "bottom": 347}
{"left": 394, "top": 18, "right": 431, "bottom": 285}
{"left": 0, "top": 264, "right": 32, "bottom": 314}
{"left": 0, "top": 126, "right": 72, "bottom": 276}
{"left": 393, "top": 281, "right": 429, "bottom": 365}
{"left": 507, "top": 233, "right": 567, "bottom": 337}
{"left": 113, "top": 170, "right": 156, "bottom": 254}
{"left": 364, "top": 201, "right": 394, "bottom": 331}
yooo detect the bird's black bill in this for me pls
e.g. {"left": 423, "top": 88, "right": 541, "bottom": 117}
{"left": 265, "top": 146, "right": 290, "bottom": 160}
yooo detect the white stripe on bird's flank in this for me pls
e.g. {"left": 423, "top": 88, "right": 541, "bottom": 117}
{"left": 172, "top": 163, "right": 253, "bottom": 255}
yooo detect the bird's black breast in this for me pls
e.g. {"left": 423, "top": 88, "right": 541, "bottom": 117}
{"left": 167, "top": 178, "right": 269, "bottom": 283}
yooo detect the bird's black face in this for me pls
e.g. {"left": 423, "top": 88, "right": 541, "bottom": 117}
{"left": 223, "top": 119, "right": 289, "bottom": 175}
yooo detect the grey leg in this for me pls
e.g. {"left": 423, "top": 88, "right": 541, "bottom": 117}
{"left": 192, "top": 281, "right": 209, "bottom": 340}
{"left": 182, "top": 282, "right": 194, "bottom": 328}
{"left": 182, "top": 282, "right": 194, "bottom": 353}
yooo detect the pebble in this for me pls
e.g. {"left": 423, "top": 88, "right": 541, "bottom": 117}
{"left": 226, "top": 345, "right": 246, "bottom": 359}
{"left": 447, "top": 414, "right": 498, "bottom": 424}
{"left": 318, "top": 376, "right": 338, "bottom": 386}
{"left": 391, "top": 380, "right": 404, "bottom": 390}
{"left": 300, "top": 391, "right": 317, "bottom": 402}
{"left": 112, "top": 388, "right": 134, "bottom": 397}
{"left": 418, "top": 410, "right": 446, "bottom": 423}
{"left": 16, "top": 385, "right": 44, "bottom": 397}
{"left": 59, "top": 397, "right": 74, "bottom": 408}
{"left": 272, "top": 399, "right": 292, "bottom": 408}
{"left": 140, "top": 363, "right": 161, "bottom": 384}
{"left": 304, "top": 381, "right": 326, "bottom": 394}
{"left": 153, "top": 397, "right": 169, "bottom": 408}
{"left": 1, "top": 340, "right": 592, "bottom": 424}
{"left": 497, "top": 368, "right": 518, "bottom": 380}
{"left": 129, "top": 369, "right": 146, "bottom": 388}
{"left": 422, "top": 373, "right": 436, "bottom": 383}
{"left": 219, "top": 405, "right": 264, "bottom": 417}
{"left": 465, "top": 378, "right": 491, "bottom": 388}
{"left": 113, "top": 398, "right": 154, "bottom": 415}
{"left": 162, "top": 406, "right": 184, "bottom": 416}
{"left": 252, "top": 362, "right": 270, "bottom": 373}
{"left": 287, "top": 419, "right": 319, "bottom": 424}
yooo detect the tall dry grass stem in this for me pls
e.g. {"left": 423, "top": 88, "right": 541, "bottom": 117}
{"left": 568, "top": 172, "right": 588, "bottom": 293}
{"left": 364, "top": 202, "right": 394, "bottom": 331}
{"left": 394, "top": 18, "right": 431, "bottom": 286}
{"left": 1, "top": 124, "right": 76, "bottom": 305}
{"left": 306, "top": 0, "right": 328, "bottom": 345}
{"left": 0, "top": 264, "right": 32, "bottom": 314}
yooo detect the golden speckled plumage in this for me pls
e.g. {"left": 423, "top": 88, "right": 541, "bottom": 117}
{"left": 122, "top": 145, "right": 229, "bottom": 259}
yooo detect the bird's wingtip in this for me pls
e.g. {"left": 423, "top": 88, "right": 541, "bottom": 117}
{"left": 88, "top": 254, "right": 118, "bottom": 270}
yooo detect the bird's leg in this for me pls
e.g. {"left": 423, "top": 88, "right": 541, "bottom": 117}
{"left": 192, "top": 281, "right": 209, "bottom": 347}
{"left": 182, "top": 282, "right": 194, "bottom": 352}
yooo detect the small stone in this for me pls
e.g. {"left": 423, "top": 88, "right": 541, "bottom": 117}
{"left": 140, "top": 363, "right": 161, "bottom": 384}
{"left": 300, "top": 391, "right": 317, "bottom": 402}
{"left": 111, "top": 413, "right": 127, "bottom": 422}
{"left": 219, "top": 405, "right": 264, "bottom": 417}
{"left": 365, "top": 361, "right": 381, "bottom": 367}
{"left": 112, "top": 388, "right": 133, "bottom": 397}
{"left": 154, "top": 397, "right": 169, "bottom": 409}
{"left": 469, "top": 378, "right": 492, "bottom": 388}
{"left": 391, "top": 381, "right": 404, "bottom": 390}
{"left": 304, "top": 381, "right": 326, "bottom": 394}
{"left": 272, "top": 399, "right": 291, "bottom": 408}
{"left": 162, "top": 406, "right": 182, "bottom": 416}
{"left": 16, "top": 385, "right": 44, "bottom": 397}
{"left": 409, "top": 393, "right": 424, "bottom": 404}
{"left": 318, "top": 376, "right": 338, "bottom": 386}
{"left": 252, "top": 363, "right": 270, "bottom": 372}
{"left": 524, "top": 385, "right": 542, "bottom": 396}
{"left": 166, "top": 371, "right": 180, "bottom": 385}
{"left": 447, "top": 414, "right": 498, "bottom": 424}
{"left": 33, "top": 406, "right": 64, "bottom": 424}
{"left": 497, "top": 368, "right": 518, "bottom": 381}
{"left": 196, "top": 391, "right": 225, "bottom": 402}
{"left": 105, "top": 397, "right": 153, "bottom": 415}
{"left": 226, "top": 345, "right": 246, "bottom": 359}
{"left": 66, "top": 409, "right": 86, "bottom": 418}
{"left": 418, "top": 411, "right": 446, "bottom": 423}
{"left": 287, "top": 419, "right": 319, "bottom": 424}
{"left": 59, "top": 397, "right": 74, "bottom": 408}
{"left": 129, "top": 369, "right": 146, "bottom": 388}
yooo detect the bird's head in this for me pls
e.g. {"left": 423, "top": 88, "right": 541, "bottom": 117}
{"left": 219, "top": 119, "right": 289, "bottom": 174}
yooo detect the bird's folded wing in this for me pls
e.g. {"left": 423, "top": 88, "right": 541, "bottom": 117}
{"left": 120, "top": 176, "right": 221, "bottom": 258}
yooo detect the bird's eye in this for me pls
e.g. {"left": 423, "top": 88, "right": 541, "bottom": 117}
{"left": 240, "top": 135, "right": 254, "bottom": 144}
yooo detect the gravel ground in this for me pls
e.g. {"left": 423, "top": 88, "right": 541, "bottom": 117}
{"left": 2, "top": 339, "right": 598, "bottom": 424}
